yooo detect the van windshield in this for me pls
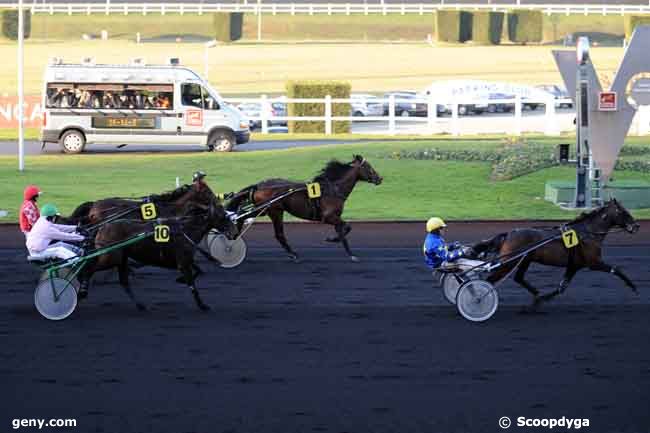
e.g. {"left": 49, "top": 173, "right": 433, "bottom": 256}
{"left": 181, "top": 83, "right": 221, "bottom": 110}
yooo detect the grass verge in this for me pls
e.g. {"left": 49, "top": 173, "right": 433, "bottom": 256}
{"left": 1, "top": 138, "right": 649, "bottom": 223}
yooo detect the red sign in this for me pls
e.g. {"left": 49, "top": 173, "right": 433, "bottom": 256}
{"left": 186, "top": 109, "right": 203, "bottom": 127}
{"left": 0, "top": 95, "right": 43, "bottom": 128}
{"left": 598, "top": 91, "right": 617, "bottom": 111}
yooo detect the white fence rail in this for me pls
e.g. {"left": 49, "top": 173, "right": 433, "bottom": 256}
{"left": 224, "top": 94, "right": 578, "bottom": 136}
{"left": 3, "top": 2, "right": 650, "bottom": 16}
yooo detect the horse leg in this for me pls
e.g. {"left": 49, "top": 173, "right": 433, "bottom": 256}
{"left": 268, "top": 208, "right": 299, "bottom": 261}
{"left": 325, "top": 223, "right": 351, "bottom": 243}
{"left": 535, "top": 266, "right": 579, "bottom": 306}
{"left": 181, "top": 263, "right": 210, "bottom": 311}
{"left": 590, "top": 261, "right": 637, "bottom": 293}
{"left": 512, "top": 257, "right": 544, "bottom": 303}
{"left": 336, "top": 221, "right": 358, "bottom": 262}
{"left": 118, "top": 257, "right": 147, "bottom": 311}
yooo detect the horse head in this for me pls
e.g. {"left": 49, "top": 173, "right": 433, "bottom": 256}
{"left": 206, "top": 197, "right": 238, "bottom": 240}
{"left": 352, "top": 155, "right": 383, "bottom": 185}
{"left": 603, "top": 199, "right": 639, "bottom": 234}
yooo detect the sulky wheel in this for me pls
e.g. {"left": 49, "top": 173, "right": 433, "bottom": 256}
{"left": 34, "top": 277, "right": 78, "bottom": 321}
{"left": 207, "top": 232, "right": 247, "bottom": 269}
{"left": 441, "top": 273, "right": 462, "bottom": 305}
{"left": 456, "top": 280, "right": 498, "bottom": 322}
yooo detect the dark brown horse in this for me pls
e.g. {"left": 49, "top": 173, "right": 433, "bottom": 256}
{"left": 65, "top": 181, "right": 217, "bottom": 227}
{"left": 78, "top": 199, "right": 236, "bottom": 311}
{"left": 474, "top": 199, "right": 640, "bottom": 309}
{"left": 226, "top": 155, "right": 383, "bottom": 262}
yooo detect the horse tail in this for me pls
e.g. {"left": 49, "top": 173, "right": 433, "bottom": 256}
{"left": 472, "top": 232, "right": 508, "bottom": 256}
{"left": 226, "top": 185, "right": 257, "bottom": 212}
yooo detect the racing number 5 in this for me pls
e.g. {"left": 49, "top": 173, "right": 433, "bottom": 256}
{"left": 141, "top": 203, "right": 157, "bottom": 220}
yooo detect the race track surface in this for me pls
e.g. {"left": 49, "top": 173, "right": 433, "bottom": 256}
{"left": 1, "top": 222, "right": 649, "bottom": 433}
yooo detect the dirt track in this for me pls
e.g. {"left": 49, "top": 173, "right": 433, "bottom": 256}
{"left": 1, "top": 222, "right": 649, "bottom": 433}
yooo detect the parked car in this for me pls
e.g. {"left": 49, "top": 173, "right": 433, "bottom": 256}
{"left": 537, "top": 84, "right": 573, "bottom": 108}
{"left": 382, "top": 91, "right": 428, "bottom": 117}
{"left": 350, "top": 94, "right": 384, "bottom": 117}
{"left": 487, "top": 93, "right": 515, "bottom": 113}
{"left": 236, "top": 101, "right": 287, "bottom": 130}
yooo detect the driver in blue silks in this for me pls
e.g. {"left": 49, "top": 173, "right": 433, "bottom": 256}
{"left": 423, "top": 217, "right": 480, "bottom": 270}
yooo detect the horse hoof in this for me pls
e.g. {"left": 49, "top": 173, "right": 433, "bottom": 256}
{"left": 136, "top": 303, "right": 148, "bottom": 312}
{"left": 78, "top": 289, "right": 88, "bottom": 300}
{"left": 350, "top": 256, "right": 360, "bottom": 263}
{"left": 325, "top": 236, "right": 340, "bottom": 243}
{"left": 199, "top": 303, "right": 211, "bottom": 312}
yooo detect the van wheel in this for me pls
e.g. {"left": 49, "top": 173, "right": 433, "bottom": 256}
{"left": 208, "top": 130, "right": 235, "bottom": 152}
{"left": 59, "top": 130, "right": 86, "bottom": 154}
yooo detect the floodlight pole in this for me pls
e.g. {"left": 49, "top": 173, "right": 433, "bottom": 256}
{"left": 18, "top": 0, "right": 25, "bottom": 171}
{"left": 574, "top": 37, "right": 591, "bottom": 208}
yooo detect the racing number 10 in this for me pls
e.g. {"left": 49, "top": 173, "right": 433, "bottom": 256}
{"left": 154, "top": 225, "right": 170, "bottom": 243}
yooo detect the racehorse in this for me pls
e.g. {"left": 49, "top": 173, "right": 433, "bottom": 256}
{"left": 226, "top": 155, "right": 383, "bottom": 262}
{"left": 64, "top": 181, "right": 217, "bottom": 227}
{"left": 77, "top": 198, "right": 236, "bottom": 311}
{"left": 474, "top": 199, "right": 640, "bottom": 309}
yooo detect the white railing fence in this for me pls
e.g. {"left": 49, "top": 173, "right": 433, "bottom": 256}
{"left": 224, "top": 94, "right": 578, "bottom": 136}
{"left": 4, "top": 2, "right": 650, "bottom": 16}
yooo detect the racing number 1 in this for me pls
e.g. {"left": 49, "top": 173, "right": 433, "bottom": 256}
{"left": 561, "top": 229, "right": 579, "bottom": 249}
{"left": 307, "top": 182, "right": 321, "bottom": 199}
{"left": 141, "top": 203, "right": 157, "bottom": 220}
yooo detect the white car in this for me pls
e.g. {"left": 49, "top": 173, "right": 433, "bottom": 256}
{"left": 351, "top": 94, "right": 384, "bottom": 117}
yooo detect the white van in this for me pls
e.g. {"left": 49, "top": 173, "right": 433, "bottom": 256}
{"left": 41, "top": 60, "right": 250, "bottom": 153}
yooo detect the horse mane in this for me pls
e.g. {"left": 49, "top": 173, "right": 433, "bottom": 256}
{"left": 150, "top": 184, "right": 192, "bottom": 202}
{"left": 313, "top": 160, "right": 353, "bottom": 182}
{"left": 570, "top": 202, "right": 608, "bottom": 225}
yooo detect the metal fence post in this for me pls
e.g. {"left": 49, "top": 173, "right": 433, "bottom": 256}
{"left": 325, "top": 95, "right": 332, "bottom": 135}
{"left": 514, "top": 95, "right": 522, "bottom": 136}
{"left": 261, "top": 94, "right": 269, "bottom": 134}
{"left": 388, "top": 94, "right": 396, "bottom": 135}
{"left": 427, "top": 93, "right": 437, "bottom": 134}
{"left": 544, "top": 95, "right": 557, "bottom": 136}
{"left": 451, "top": 102, "right": 459, "bottom": 136}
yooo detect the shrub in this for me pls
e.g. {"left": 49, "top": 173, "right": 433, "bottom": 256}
{"left": 2, "top": 10, "right": 31, "bottom": 41}
{"left": 472, "top": 11, "right": 504, "bottom": 45}
{"left": 434, "top": 10, "right": 472, "bottom": 43}
{"left": 213, "top": 12, "right": 243, "bottom": 42}
{"left": 624, "top": 15, "right": 650, "bottom": 41}
{"left": 507, "top": 10, "right": 542, "bottom": 44}
{"left": 286, "top": 81, "right": 351, "bottom": 133}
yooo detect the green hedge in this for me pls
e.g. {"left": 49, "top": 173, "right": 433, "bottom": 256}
{"left": 624, "top": 15, "right": 650, "bottom": 41}
{"left": 434, "top": 10, "right": 472, "bottom": 43}
{"left": 2, "top": 10, "right": 31, "bottom": 40}
{"left": 472, "top": 12, "right": 504, "bottom": 45}
{"left": 507, "top": 10, "right": 542, "bottom": 44}
{"left": 286, "top": 81, "right": 351, "bottom": 134}
{"left": 213, "top": 12, "right": 243, "bottom": 42}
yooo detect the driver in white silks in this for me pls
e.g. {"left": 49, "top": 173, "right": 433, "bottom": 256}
{"left": 423, "top": 217, "right": 484, "bottom": 272}
{"left": 26, "top": 204, "right": 86, "bottom": 261}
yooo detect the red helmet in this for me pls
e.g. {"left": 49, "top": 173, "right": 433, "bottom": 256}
{"left": 24, "top": 185, "right": 41, "bottom": 200}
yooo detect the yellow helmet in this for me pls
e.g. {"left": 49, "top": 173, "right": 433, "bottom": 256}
{"left": 426, "top": 217, "right": 447, "bottom": 232}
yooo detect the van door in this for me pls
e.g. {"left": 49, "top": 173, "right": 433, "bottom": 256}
{"left": 177, "top": 83, "right": 207, "bottom": 144}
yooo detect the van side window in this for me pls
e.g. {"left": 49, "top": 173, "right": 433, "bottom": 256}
{"left": 181, "top": 84, "right": 203, "bottom": 108}
{"left": 201, "top": 87, "right": 219, "bottom": 110}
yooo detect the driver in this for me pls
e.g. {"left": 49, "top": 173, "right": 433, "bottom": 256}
{"left": 192, "top": 170, "right": 207, "bottom": 185}
{"left": 26, "top": 204, "right": 85, "bottom": 260}
{"left": 423, "top": 217, "right": 482, "bottom": 271}
{"left": 19, "top": 185, "right": 41, "bottom": 236}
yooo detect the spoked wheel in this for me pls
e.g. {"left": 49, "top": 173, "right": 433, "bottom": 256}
{"left": 456, "top": 280, "right": 498, "bottom": 322}
{"left": 441, "top": 273, "right": 462, "bottom": 305}
{"left": 34, "top": 277, "right": 78, "bottom": 321}
{"left": 207, "top": 231, "right": 247, "bottom": 268}
{"left": 39, "top": 268, "right": 80, "bottom": 291}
